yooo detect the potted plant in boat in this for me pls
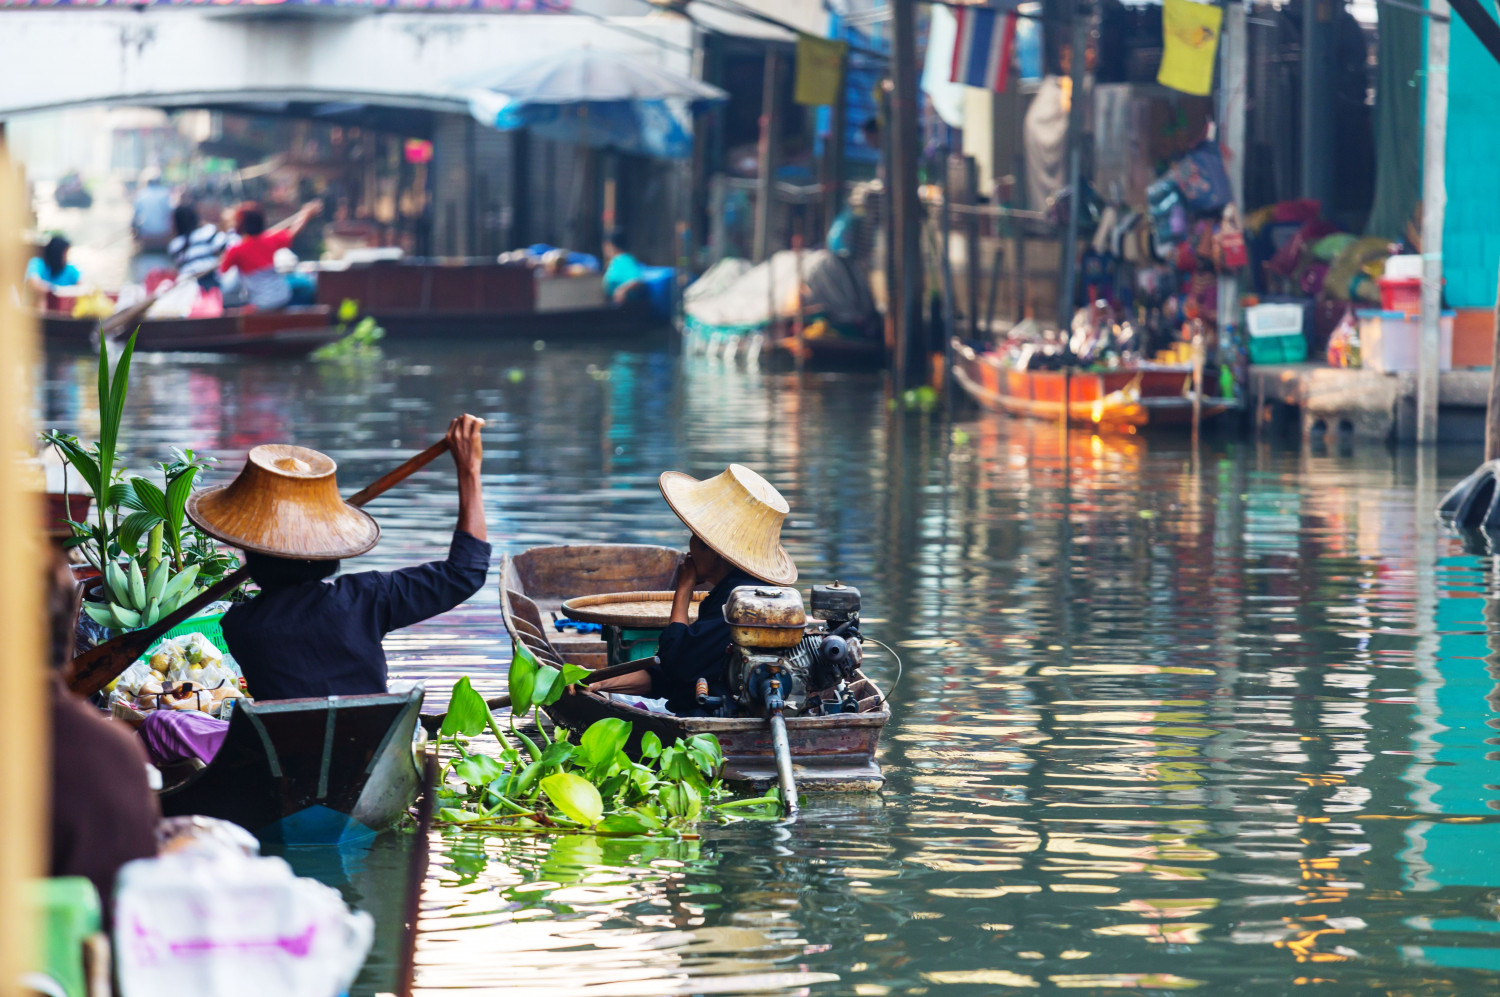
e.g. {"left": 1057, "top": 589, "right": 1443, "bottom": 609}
{"left": 41, "top": 332, "right": 238, "bottom": 635}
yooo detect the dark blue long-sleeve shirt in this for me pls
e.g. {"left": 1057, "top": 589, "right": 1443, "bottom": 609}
{"left": 647, "top": 569, "right": 759, "bottom": 715}
{"left": 222, "top": 530, "right": 491, "bottom": 701}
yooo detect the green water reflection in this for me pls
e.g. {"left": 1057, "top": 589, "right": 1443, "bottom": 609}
{"left": 40, "top": 340, "right": 1500, "bottom": 995}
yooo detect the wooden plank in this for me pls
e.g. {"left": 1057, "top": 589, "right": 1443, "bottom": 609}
{"left": 0, "top": 145, "right": 44, "bottom": 997}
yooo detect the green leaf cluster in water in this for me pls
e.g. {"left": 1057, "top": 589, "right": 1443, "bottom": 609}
{"left": 433, "top": 656, "right": 781, "bottom": 835}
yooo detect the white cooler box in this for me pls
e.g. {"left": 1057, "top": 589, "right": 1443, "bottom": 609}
{"left": 1355, "top": 309, "right": 1453, "bottom": 374}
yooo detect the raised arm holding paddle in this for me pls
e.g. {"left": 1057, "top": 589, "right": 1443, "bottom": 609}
{"left": 67, "top": 416, "right": 492, "bottom": 770}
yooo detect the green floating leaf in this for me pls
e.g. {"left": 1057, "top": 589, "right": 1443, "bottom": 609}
{"left": 532, "top": 663, "right": 564, "bottom": 706}
{"left": 540, "top": 772, "right": 604, "bottom": 826}
{"left": 597, "top": 811, "right": 659, "bottom": 835}
{"left": 660, "top": 781, "right": 702, "bottom": 820}
{"left": 541, "top": 740, "right": 575, "bottom": 769}
{"left": 640, "top": 730, "right": 663, "bottom": 760}
{"left": 442, "top": 676, "right": 492, "bottom": 737}
{"left": 452, "top": 752, "right": 504, "bottom": 788}
{"left": 507, "top": 640, "right": 538, "bottom": 715}
{"left": 579, "top": 717, "right": 631, "bottom": 773}
{"left": 560, "top": 662, "right": 591, "bottom": 687}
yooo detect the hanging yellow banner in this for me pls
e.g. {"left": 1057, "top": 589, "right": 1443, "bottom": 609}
{"left": 1157, "top": 0, "right": 1222, "bottom": 97}
{"left": 794, "top": 34, "right": 848, "bottom": 106}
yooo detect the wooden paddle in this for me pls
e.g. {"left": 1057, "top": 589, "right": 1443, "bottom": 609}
{"left": 418, "top": 654, "right": 661, "bottom": 735}
{"left": 65, "top": 436, "right": 456, "bottom": 697}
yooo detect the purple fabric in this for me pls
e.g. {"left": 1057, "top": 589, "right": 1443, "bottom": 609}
{"left": 138, "top": 710, "right": 229, "bottom": 767}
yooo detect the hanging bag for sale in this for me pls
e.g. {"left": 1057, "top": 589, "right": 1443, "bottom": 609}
{"left": 1216, "top": 204, "right": 1249, "bottom": 270}
{"left": 1168, "top": 141, "right": 1233, "bottom": 214}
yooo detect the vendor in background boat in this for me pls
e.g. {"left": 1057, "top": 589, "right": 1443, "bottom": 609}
{"left": 25, "top": 234, "right": 82, "bottom": 302}
{"left": 602, "top": 226, "right": 645, "bottom": 305}
{"left": 589, "top": 465, "right": 798, "bottom": 715}
{"left": 136, "top": 415, "right": 490, "bottom": 767}
{"left": 219, "top": 199, "right": 321, "bottom": 311}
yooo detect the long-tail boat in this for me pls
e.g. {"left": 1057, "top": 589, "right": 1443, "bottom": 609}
{"left": 41, "top": 306, "right": 341, "bottom": 356}
{"left": 951, "top": 337, "right": 1237, "bottom": 430}
{"left": 500, "top": 544, "right": 888, "bottom": 792}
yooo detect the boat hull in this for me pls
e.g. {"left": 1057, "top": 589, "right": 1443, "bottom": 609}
{"left": 951, "top": 338, "right": 1235, "bottom": 430}
{"left": 43, "top": 307, "right": 340, "bottom": 356}
{"left": 317, "top": 262, "right": 664, "bottom": 340}
{"left": 499, "top": 545, "right": 888, "bottom": 792}
{"left": 158, "top": 688, "right": 424, "bottom": 846}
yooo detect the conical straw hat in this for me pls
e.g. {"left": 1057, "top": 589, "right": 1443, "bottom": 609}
{"left": 658, "top": 464, "right": 797, "bottom": 585}
{"left": 186, "top": 445, "right": 379, "bottom": 560}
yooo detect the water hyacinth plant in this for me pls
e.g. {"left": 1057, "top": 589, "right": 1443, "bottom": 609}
{"left": 433, "top": 642, "right": 781, "bottom": 834}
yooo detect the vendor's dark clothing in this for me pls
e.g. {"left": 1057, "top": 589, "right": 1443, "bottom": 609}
{"left": 647, "top": 569, "right": 760, "bottom": 715}
{"left": 49, "top": 678, "right": 159, "bottom": 924}
{"left": 223, "top": 530, "right": 491, "bottom": 701}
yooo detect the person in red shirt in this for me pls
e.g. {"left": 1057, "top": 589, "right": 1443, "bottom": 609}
{"left": 220, "top": 200, "right": 321, "bottom": 311}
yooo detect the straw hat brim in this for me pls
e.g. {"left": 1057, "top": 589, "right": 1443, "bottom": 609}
{"left": 186, "top": 485, "right": 380, "bottom": 560}
{"left": 659, "top": 470, "right": 797, "bottom": 585}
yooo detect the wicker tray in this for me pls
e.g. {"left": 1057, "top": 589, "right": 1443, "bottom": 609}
{"left": 561, "top": 590, "right": 705, "bottom": 629}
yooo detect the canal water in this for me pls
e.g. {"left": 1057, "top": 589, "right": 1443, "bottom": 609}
{"left": 40, "top": 337, "right": 1500, "bottom": 995}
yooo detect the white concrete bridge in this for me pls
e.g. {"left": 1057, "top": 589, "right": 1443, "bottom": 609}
{"left": 0, "top": 6, "right": 698, "bottom": 119}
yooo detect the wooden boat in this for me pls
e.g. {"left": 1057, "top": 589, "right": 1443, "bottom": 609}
{"left": 769, "top": 329, "right": 886, "bottom": 369}
{"left": 952, "top": 338, "right": 1237, "bottom": 430}
{"left": 157, "top": 687, "right": 425, "bottom": 846}
{"left": 500, "top": 543, "right": 888, "bottom": 792}
{"left": 316, "top": 260, "right": 666, "bottom": 340}
{"left": 41, "top": 306, "right": 341, "bottom": 356}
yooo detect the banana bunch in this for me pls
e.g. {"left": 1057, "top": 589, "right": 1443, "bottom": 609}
{"left": 83, "top": 560, "right": 202, "bottom": 631}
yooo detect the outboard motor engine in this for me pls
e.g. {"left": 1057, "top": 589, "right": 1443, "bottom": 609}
{"left": 804, "top": 582, "right": 863, "bottom": 710}
{"left": 713, "top": 585, "right": 808, "bottom": 813}
{"left": 722, "top": 586, "right": 808, "bottom": 715}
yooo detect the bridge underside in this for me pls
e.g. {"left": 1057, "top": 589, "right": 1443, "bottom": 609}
{"left": 0, "top": 9, "right": 693, "bottom": 120}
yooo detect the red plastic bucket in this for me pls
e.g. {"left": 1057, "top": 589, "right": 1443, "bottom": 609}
{"left": 1379, "top": 276, "right": 1423, "bottom": 313}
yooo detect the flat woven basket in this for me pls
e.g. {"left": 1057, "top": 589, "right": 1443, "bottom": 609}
{"left": 561, "top": 590, "right": 705, "bottom": 629}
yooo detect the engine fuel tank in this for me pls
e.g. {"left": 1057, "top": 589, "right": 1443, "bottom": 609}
{"left": 724, "top": 585, "right": 807, "bottom": 649}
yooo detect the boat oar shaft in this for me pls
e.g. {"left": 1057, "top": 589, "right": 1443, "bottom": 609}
{"left": 65, "top": 437, "right": 457, "bottom": 697}
{"left": 768, "top": 710, "right": 799, "bottom": 816}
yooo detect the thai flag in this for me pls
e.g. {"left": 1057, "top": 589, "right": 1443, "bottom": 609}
{"left": 950, "top": 6, "right": 1019, "bottom": 93}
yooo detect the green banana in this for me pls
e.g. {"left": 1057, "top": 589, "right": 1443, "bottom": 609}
{"left": 143, "top": 596, "right": 161, "bottom": 627}
{"left": 83, "top": 602, "right": 117, "bottom": 627}
{"left": 105, "top": 562, "right": 130, "bottom": 607}
{"left": 128, "top": 560, "right": 146, "bottom": 610}
{"left": 145, "top": 559, "right": 168, "bottom": 605}
{"left": 111, "top": 605, "right": 141, "bottom": 629}
{"left": 160, "top": 564, "right": 200, "bottom": 607}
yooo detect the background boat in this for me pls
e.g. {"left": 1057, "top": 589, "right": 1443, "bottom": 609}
{"left": 316, "top": 260, "right": 668, "bottom": 340}
{"left": 951, "top": 337, "right": 1236, "bottom": 430}
{"left": 42, "top": 306, "right": 340, "bottom": 356}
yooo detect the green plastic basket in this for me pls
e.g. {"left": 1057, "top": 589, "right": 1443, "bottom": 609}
{"left": 143, "top": 613, "right": 229, "bottom": 658}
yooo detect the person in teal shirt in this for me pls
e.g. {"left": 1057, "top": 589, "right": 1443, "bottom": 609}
{"left": 602, "top": 227, "right": 644, "bottom": 304}
{"left": 25, "top": 235, "right": 82, "bottom": 298}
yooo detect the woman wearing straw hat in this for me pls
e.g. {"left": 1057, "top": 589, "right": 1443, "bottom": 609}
{"left": 137, "top": 416, "right": 490, "bottom": 766}
{"left": 591, "top": 464, "right": 797, "bottom": 715}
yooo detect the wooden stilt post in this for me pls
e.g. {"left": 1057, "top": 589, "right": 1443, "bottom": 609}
{"left": 963, "top": 157, "right": 980, "bottom": 341}
{"left": 1056, "top": 0, "right": 1092, "bottom": 332}
{"left": 824, "top": 46, "right": 849, "bottom": 235}
{"left": 753, "top": 45, "right": 782, "bottom": 264}
{"left": 890, "top": 0, "right": 924, "bottom": 388}
{"left": 1419, "top": 0, "right": 1450, "bottom": 443}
